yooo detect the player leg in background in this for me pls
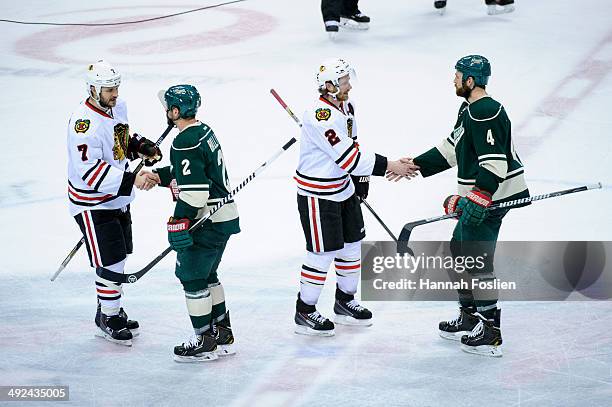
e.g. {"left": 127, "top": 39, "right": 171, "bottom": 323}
{"left": 173, "top": 229, "right": 234, "bottom": 363}
{"left": 206, "top": 237, "right": 236, "bottom": 356}
{"left": 321, "top": 0, "right": 341, "bottom": 38}
{"left": 454, "top": 209, "right": 508, "bottom": 357}
{"left": 485, "top": 0, "right": 515, "bottom": 15}
{"left": 340, "top": 0, "right": 370, "bottom": 30}
{"left": 75, "top": 208, "right": 134, "bottom": 346}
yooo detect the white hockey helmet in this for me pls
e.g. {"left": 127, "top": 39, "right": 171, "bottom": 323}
{"left": 316, "top": 58, "right": 355, "bottom": 92}
{"left": 86, "top": 59, "right": 121, "bottom": 100}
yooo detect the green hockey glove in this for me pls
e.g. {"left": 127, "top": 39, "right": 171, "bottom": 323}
{"left": 459, "top": 188, "right": 492, "bottom": 226}
{"left": 167, "top": 217, "right": 193, "bottom": 251}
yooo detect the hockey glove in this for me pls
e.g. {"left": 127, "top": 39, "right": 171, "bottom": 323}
{"left": 351, "top": 175, "right": 370, "bottom": 201}
{"left": 128, "top": 134, "right": 163, "bottom": 166}
{"left": 167, "top": 217, "right": 193, "bottom": 251}
{"left": 443, "top": 194, "right": 463, "bottom": 218}
{"left": 459, "top": 188, "right": 492, "bottom": 226}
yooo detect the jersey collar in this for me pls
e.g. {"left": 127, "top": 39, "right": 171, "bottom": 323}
{"left": 319, "top": 96, "right": 346, "bottom": 115}
{"left": 85, "top": 99, "right": 113, "bottom": 119}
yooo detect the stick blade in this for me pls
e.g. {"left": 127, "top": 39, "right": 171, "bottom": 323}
{"left": 396, "top": 224, "right": 417, "bottom": 255}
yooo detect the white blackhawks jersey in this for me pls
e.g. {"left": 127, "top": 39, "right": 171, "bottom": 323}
{"left": 66, "top": 98, "right": 135, "bottom": 216}
{"left": 295, "top": 97, "right": 377, "bottom": 202}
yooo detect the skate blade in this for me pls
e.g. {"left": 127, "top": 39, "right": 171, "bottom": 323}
{"left": 173, "top": 352, "right": 219, "bottom": 363}
{"left": 294, "top": 325, "right": 335, "bottom": 337}
{"left": 333, "top": 314, "right": 373, "bottom": 327}
{"left": 129, "top": 328, "right": 140, "bottom": 337}
{"left": 461, "top": 344, "right": 503, "bottom": 357}
{"left": 215, "top": 344, "right": 236, "bottom": 356}
{"left": 487, "top": 5, "right": 515, "bottom": 15}
{"left": 328, "top": 32, "right": 338, "bottom": 40}
{"left": 438, "top": 330, "right": 466, "bottom": 341}
{"left": 94, "top": 331, "right": 132, "bottom": 347}
{"left": 339, "top": 18, "right": 369, "bottom": 30}
{"left": 437, "top": 8, "right": 446, "bottom": 16}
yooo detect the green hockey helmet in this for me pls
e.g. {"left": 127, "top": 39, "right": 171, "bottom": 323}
{"left": 164, "top": 84, "right": 201, "bottom": 118}
{"left": 455, "top": 55, "right": 491, "bottom": 87}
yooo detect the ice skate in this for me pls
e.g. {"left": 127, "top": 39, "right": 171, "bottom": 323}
{"left": 460, "top": 310, "right": 503, "bottom": 357}
{"left": 333, "top": 298, "right": 373, "bottom": 326}
{"left": 340, "top": 11, "right": 370, "bottom": 30}
{"left": 294, "top": 294, "right": 335, "bottom": 336}
{"left": 434, "top": 0, "right": 447, "bottom": 15}
{"left": 173, "top": 330, "right": 219, "bottom": 363}
{"left": 325, "top": 21, "right": 339, "bottom": 40}
{"left": 96, "top": 303, "right": 139, "bottom": 337}
{"left": 438, "top": 306, "right": 480, "bottom": 341}
{"left": 213, "top": 311, "right": 235, "bottom": 356}
{"left": 95, "top": 312, "right": 133, "bottom": 346}
{"left": 486, "top": 0, "right": 515, "bottom": 15}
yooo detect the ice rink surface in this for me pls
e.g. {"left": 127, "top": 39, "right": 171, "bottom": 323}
{"left": 1, "top": 0, "right": 611, "bottom": 406}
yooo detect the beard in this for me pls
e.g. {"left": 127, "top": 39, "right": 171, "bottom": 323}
{"left": 99, "top": 96, "right": 117, "bottom": 109}
{"left": 455, "top": 82, "right": 472, "bottom": 99}
{"left": 335, "top": 91, "right": 349, "bottom": 102}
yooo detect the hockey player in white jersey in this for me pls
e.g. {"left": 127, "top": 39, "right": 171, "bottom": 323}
{"left": 294, "top": 58, "right": 419, "bottom": 336}
{"left": 66, "top": 60, "right": 162, "bottom": 346}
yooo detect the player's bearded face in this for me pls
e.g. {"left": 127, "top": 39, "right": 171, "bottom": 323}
{"left": 454, "top": 72, "right": 472, "bottom": 98}
{"left": 336, "top": 75, "right": 352, "bottom": 101}
{"left": 99, "top": 86, "right": 118, "bottom": 108}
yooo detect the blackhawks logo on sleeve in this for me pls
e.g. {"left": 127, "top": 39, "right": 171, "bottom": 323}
{"left": 113, "top": 123, "right": 130, "bottom": 160}
{"left": 74, "top": 119, "right": 90, "bottom": 133}
{"left": 315, "top": 108, "right": 331, "bottom": 122}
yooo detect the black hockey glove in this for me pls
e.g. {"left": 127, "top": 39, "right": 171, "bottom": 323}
{"left": 127, "top": 134, "right": 163, "bottom": 166}
{"left": 351, "top": 175, "right": 370, "bottom": 201}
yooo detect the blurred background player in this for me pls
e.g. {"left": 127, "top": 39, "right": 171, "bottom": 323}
{"left": 67, "top": 60, "right": 162, "bottom": 346}
{"left": 434, "top": 0, "right": 515, "bottom": 15}
{"left": 403, "top": 55, "right": 529, "bottom": 357}
{"left": 152, "top": 85, "right": 239, "bottom": 362}
{"left": 321, "top": 0, "right": 370, "bottom": 38}
{"left": 294, "top": 58, "right": 419, "bottom": 336}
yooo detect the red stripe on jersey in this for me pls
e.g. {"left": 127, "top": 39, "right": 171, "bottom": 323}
{"left": 340, "top": 148, "right": 359, "bottom": 170}
{"left": 310, "top": 197, "right": 321, "bottom": 252}
{"left": 301, "top": 272, "right": 326, "bottom": 281}
{"left": 83, "top": 211, "right": 100, "bottom": 267}
{"left": 336, "top": 264, "right": 360, "bottom": 270}
{"left": 68, "top": 188, "right": 113, "bottom": 201}
{"left": 96, "top": 289, "right": 119, "bottom": 294}
{"left": 294, "top": 177, "right": 347, "bottom": 189}
{"left": 318, "top": 96, "right": 345, "bottom": 114}
{"left": 85, "top": 99, "right": 112, "bottom": 118}
{"left": 87, "top": 162, "right": 107, "bottom": 186}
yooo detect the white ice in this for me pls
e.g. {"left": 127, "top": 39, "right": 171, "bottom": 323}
{"left": 1, "top": 0, "right": 611, "bottom": 406}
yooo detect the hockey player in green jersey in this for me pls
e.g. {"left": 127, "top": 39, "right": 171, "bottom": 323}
{"left": 152, "top": 85, "right": 239, "bottom": 362}
{"left": 407, "top": 55, "right": 529, "bottom": 357}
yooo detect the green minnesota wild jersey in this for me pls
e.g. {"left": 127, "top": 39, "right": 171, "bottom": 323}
{"left": 156, "top": 122, "right": 239, "bottom": 234}
{"left": 414, "top": 96, "right": 529, "bottom": 203}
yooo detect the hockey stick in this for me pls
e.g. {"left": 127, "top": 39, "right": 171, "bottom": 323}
{"left": 397, "top": 183, "right": 603, "bottom": 245}
{"left": 51, "top": 123, "right": 174, "bottom": 282}
{"left": 361, "top": 200, "right": 398, "bottom": 242}
{"left": 270, "top": 89, "right": 398, "bottom": 241}
{"left": 96, "top": 135, "right": 298, "bottom": 284}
